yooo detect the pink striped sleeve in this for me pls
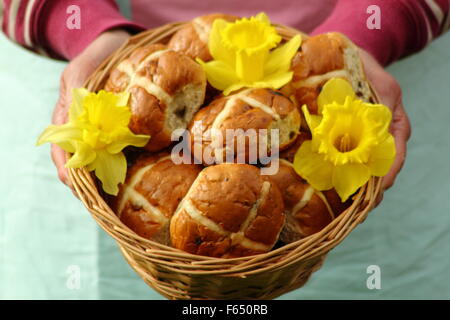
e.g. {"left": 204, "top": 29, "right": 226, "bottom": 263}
{"left": 1, "top": 0, "right": 145, "bottom": 59}
{"left": 423, "top": 0, "right": 450, "bottom": 37}
{"left": 312, "top": 0, "right": 450, "bottom": 66}
{"left": 2, "top": 0, "right": 51, "bottom": 55}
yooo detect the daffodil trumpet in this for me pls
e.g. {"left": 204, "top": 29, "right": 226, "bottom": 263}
{"left": 293, "top": 78, "right": 396, "bottom": 202}
{"left": 37, "top": 89, "right": 150, "bottom": 195}
{"left": 197, "top": 12, "right": 301, "bottom": 95}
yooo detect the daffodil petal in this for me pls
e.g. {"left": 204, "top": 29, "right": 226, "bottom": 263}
{"left": 36, "top": 123, "right": 82, "bottom": 153}
{"left": 69, "top": 88, "right": 90, "bottom": 121}
{"left": 371, "top": 134, "right": 396, "bottom": 159}
{"left": 116, "top": 91, "right": 130, "bottom": 106}
{"left": 301, "top": 104, "right": 322, "bottom": 133}
{"left": 255, "top": 12, "right": 270, "bottom": 24}
{"left": 332, "top": 163, "right": 371, "bottom": 202}
{"left": 368, "top": 156, "right": 395, "bottom": 177}
{"left": 293, "top": 140, "right": 334, "bottom": 190}
{"left": 197, "top": 59, "right": 239, "bottom": 92}
{"left": 106, "top": 131, "right": 150, "bottom": 154}
{"left": 65, "top": 141, "right": 96, "bottom": 168}
{"left": 363, "top": 103, "right": 392, "bottom": 139}
{"left": 209, "top": 19, "right": 234, "bottom": 65}
{"left": 223, "top": 82, "right": 246, "bottom": 96}
{"left": 317, "top": 78, "right": 355, "bottom": 114}
{"left": 83, "top": 91, "right": 132, "bottom": 130}
{"left": 367, "top": 135, "right": 396, "bottom": 176}
{"left": 255, "top": 70, "right": 294, "bottom": 90}
{"left": 265, "top": 35, "right": 301, "bottom": 75}
{"left": 92, "top": 150, "right": 127, "bottom": 195}
{"left": 86, "top": 161, "right": 96, "bottom": 172}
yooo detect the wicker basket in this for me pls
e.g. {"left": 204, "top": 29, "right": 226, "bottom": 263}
{"left": 67, "top": 21, "right": 383, "bottom": 300}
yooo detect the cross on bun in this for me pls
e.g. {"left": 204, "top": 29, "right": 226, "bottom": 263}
{"left": 112, "top": 153, "right": 203, "bottom": 245}
{"left": 270, "top": 159, "right": 351, "bottom": 243}
{"left": 170, "top": 164, "right": 285, "bottom": 258}
{"left": 282, "top": 33, "right": 373, "bottom": 115}
{"left": 168, "top": 13, "right": 239, "bottom": 61}
{"left": 187, "top": 88, "right": 301, "bottom": 165}
{"left": 105, "top": 44, "right": 207, "bottom": 152}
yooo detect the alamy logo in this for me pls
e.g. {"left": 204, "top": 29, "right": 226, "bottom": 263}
{"left": 366, "top": 265, "right": 381, "bottom": 290}
{"left": 66, "top": 265, "right": 81, "bottom": 290}
{"left": 366, "top": 5, "right": 381, "bottom": 30}
{"left": 66, "top": 5, "right": 81, "bottom": 30}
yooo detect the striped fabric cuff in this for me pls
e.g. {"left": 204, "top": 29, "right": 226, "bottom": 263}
{"left": 1, "top": 0, "right": 144, "bottom": 59}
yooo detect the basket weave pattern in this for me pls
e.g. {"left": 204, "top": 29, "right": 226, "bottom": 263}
{"left": 68, "top": 22, "right": 382, "bottom": 300}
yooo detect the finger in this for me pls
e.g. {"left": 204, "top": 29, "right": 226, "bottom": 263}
{"left": 51, "top": 144, "right": 81, "bottom": 199}
{"left": 375, "top": 190, "right": 384, "bottom": 208}
{"left": 359, "top": 50, "right": 399, "bottom": 110}
{"left": 50, "top": 83, "right": 71, "bottom": 182}
{"left": 382, "top": 103, "right": 411, "bottom": 190}
{"left": 47, "top": 31, "right": 130, "bottom": 192}
{"left": 51, "top": 144, "right": 70, "bottom": 186}
{"left": 392, "top": 102, "right": 412, "bottom": 142}
{"left": 52, "top": 101, "right": 69, "bottom": 125}
{"left": 50, "top": 64, "right": 86, "bottom": 186}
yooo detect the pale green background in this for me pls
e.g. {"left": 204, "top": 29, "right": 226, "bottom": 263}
{"left": 1, "top": 6, "right": 450, "bottom": 299}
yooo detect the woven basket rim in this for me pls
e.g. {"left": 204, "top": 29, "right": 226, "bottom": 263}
{"left": 67, "top": 21, "right": 382, "bottom": 278}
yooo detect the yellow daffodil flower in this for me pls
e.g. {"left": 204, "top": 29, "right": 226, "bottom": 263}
{"left": 197, "top": 12, "right": 301, "bottom": 95}
{"left": 37, "top": 89, "right": 150, "bottom": 195}
{"left": 294, "top": 78, "right": 396, "bottom": 202}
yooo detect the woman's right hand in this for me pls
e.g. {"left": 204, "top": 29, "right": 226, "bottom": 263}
{"left": 51, "top": 29, "right": 130, "bottom": 187}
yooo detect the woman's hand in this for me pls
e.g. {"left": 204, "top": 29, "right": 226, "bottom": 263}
{"left": 51, "top": 29, "right": 130, "bottom": 187}
{"left": 359, "top": 50, "right": 412, "bottom": 196}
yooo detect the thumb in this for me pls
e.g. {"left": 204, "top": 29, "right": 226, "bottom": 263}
{"left": 382, "top": 101, "right": 411, "bottom": 190}
{"left": 50, "top": 30, "right": 131, "bottom": 188}
{"left": 51, "top": 60, "right": 94, "bottom": 188}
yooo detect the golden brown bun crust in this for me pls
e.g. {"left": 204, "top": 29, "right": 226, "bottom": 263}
{"left": 188, "top": 88, "right": 301, "bottom": 165}
{"left": 105, "top": 44, "right": 206, "bottom": 152}
{"left": 168, "top": 13, "right": 239, "bottom": 61}
{"left": 292, "top": 33, "right": 346, "bottom": 81}
{"left": 127, "top": 86, "right": 166, "bottom": 151}
{"left": 270, "top": 160, "right": 351, "bottom": 242}
{"left": 113, "top": 153, "right": 203, "bottom": 244}
{"left": 285, "top": 33, "right": 347, "bottom": 115}
{"left": 106, "top": 44, "right": 166, "bottom": 93}
{"left": 170, "top": 164, "right": 285, "bottom": 258}
{"left": 286, "top": 33, "right": 373, "bottom": 116}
